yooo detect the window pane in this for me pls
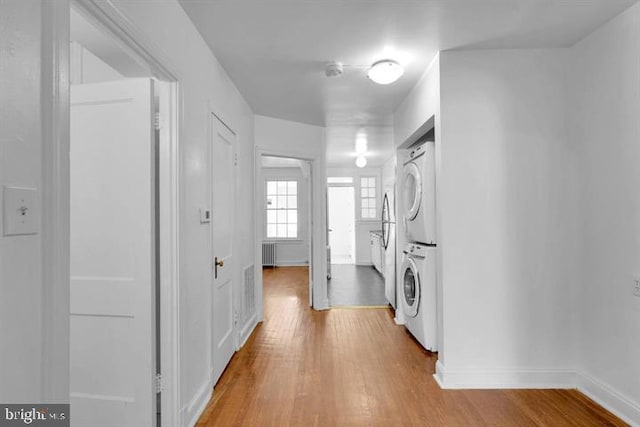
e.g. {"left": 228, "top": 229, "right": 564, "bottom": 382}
{"left": 369, "top": 200, "right": 376, "bottom": 210}
{"left": 287, "top": 195, "right": 297, "bottom": 209}
{"left": 369, "top": 208, "right": 376, "bottom": 218}
{"left": 267, "top": 224, "right": 277, "bottom": 237}
{"left": 277, "top": 224, "right": 287, "bottom": 238}
{"left": 277, "top": 210, "right": 287, "bottom": 223}
{"left": 361, "top": 188, "right": 367, "bottom": 197}
{"left": 328, "top": 177, "right": 353, "bottom": 184}
{"left": 361, "top": 177, "right": 367, "bottom": 187}
{"left": 267, "top": 181, "right": 277, "bottom": 194}
{"left": 289, "top": 210, "right": 297, "bottom": 224}
{"left": 362, "top": 199, "right": 369, "bottom": 208}
{"left": 267, "top": 210, "right": 277, "bottom": 223}
{"left": 266, "top": 197, "right": 274, "bottom": 207}
{"left": 277, "top": 181, "right": 287, "bottom": 193}
{"left": 276, "top": 195, "right": 286, "bottom": 209}
{"left": 361, "top": 208, "right": 368, "bottom": 218}
{"left": 368, "top": 188, "right": 376, "bottom": 198}
{"left": 287, "top": 224, "right": 297, "bottom": 238}
{"left": 288, "top": 181, "right": 297, "bottom": 194}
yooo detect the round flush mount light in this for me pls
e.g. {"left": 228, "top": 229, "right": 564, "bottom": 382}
{"left": 355, "top": 156, "right": 367, "bottom": 168}
{"left": 367, "top": 59, "right": 404, "bottom": 85}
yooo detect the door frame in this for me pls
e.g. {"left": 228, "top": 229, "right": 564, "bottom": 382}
{"left": 64, "top": 1, "right": 182, "bottom": 425}
{"left": 254, "top": 147, "right": 328, "bottom": 321}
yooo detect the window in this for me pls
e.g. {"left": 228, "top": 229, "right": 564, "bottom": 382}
{"left": 327, "top": 176, "right": 353, "bottom": 184}
{"left": 266, "top": 180, "right": 298, "bottom": 239}
{"left": 360, "top": 177, "right": 377, "bottom": 219}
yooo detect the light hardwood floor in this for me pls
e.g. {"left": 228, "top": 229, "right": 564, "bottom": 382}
{"left": 197, "top": 266, "right": 625, "bottom": 426}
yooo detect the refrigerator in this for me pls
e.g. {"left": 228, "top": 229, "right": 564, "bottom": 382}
{"left": 382, "top": 185, "right": 396, "bottom": 308}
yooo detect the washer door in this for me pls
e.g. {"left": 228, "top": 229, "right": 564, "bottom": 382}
{"left": 401, "top": 257, "right": 420, "bottom": 318}
{"left": 402, "top": 162, "right": 422, "bottom": 221}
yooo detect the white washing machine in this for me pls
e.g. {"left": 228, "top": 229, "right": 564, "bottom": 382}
{"left": 400, "top": 243, "right": 437, "bottom": 351}
{"left": 401, "top": 141, "right": 436, "bottom": 245}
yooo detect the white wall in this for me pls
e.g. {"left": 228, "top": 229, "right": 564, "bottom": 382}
{"left": 254, "top": 115, "right": 328, "bottom": 309}
{"left": 435, "top": 49, "right": 580, "bottom": 386}
{"left": 0, "top": 0, "right": 46, "bottom": 403}
{"left": 109, "top": 2, "right": 255, "bottom": 425}
{"left": 262, "top": 167, "right": 310, "bottom": 266}
{"left": 570, "top": 3, "right": 640, "bottom": 422}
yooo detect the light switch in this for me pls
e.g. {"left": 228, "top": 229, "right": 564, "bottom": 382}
{"left": 3, "top": 186, "right": 38, "bottom": 236}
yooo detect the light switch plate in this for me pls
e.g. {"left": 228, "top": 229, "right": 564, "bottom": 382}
{"left": 3, "top": 186, "right": 38, "bottom": 236}
{"left": 200, "top": 208, "right": 211, "bottom": 223}
{"left": 634, "top": 276, "right": 640, "bottom": 298}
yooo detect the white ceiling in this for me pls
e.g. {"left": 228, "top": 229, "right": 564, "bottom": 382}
{"left": 179, "top": 0, "right": 637, "bottom": 165}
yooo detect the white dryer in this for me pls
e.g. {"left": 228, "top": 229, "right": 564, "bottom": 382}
{"left": 400, "top": 243, "right": 437, "bottom": 351}
{"left": 401, "top": 141, "right": 436, "bottom": 245}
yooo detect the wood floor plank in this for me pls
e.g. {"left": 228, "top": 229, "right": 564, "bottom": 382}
{"left": 196, "top": 266, "right": 627, "bottom": 427}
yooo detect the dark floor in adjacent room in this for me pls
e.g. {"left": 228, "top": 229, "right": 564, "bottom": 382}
{"left": 197, "top": 266, "right": 625, "bottom": 427}
{"left": 328, "top": 263, "right": 387, "bottom": 307}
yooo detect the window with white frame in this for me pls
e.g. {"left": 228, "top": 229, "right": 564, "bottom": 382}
{"left": 266, "top": 180, "right": 298, "bottom": 239}
{"left": 360, "top": 177, "right": 377, "bottom": 219}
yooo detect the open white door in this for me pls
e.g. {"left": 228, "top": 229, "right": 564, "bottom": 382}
{"left": 211, "top": 114, "right": 236, "bottom": 386}
{"left": 70, "top": 79, "right": 156, "bottom": 427}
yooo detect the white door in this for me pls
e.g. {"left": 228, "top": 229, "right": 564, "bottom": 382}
{"left": 70, "top": 79, "right": 156, "bottom": 427}
{"left": 327, "top": 186, "right": 355, "bottom": 263}
{"left": 211, "top": 114, "right": 236, "bottom": 386}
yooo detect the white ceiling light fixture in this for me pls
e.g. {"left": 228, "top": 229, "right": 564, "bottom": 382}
{"left": 367, "top": 59, "right": 404, "bottom": 85}
{"left": 355, "top": 156, "right": 367, "bottom": 168}
{"left": 355, "top": 137, "right": 368, "bottom": 154}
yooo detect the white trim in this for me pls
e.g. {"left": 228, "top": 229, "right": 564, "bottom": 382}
{"left": 68, "top": 2, "right": 181, "bottom": 425}
{"left": 274, "top": 261, "right": 310, "bottom": 267}
{"left": 433, "top": 361, "right": 576, "bottom": 389}
{"left": 72, "top": 0, "right": 178, "bottom": 81}
{"left": 41, "top": 0, "right": 71, "bottom": 403}
{"left": 577, "top": 372, "right": 640, "bottom": 427}
{"left": 433, "top": 362, "right": 640, "bottom": 425}
{"left": 239, "top": 314, "right": 258, "bottom": 348}
{"left": 185, "top": 377, "right": 214, "bottom": 427}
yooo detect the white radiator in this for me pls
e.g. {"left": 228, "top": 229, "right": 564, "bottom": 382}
{"left": 262, "top": 242, "right": 276, "bottom": 267}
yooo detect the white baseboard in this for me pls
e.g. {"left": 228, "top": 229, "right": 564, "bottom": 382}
{"left": 433, "top": 361, "right": 640, "bottom": 426}
{"left": 274, "top": 261, "right": 308, "bottom": 267}
{"left": 433, "top": 360, "right": 576, "bottom": 389}
{"left": 239, "top": 314, "right": 258, "bottom": 348}
{"left": 577, "top": 372, "right": 640, "bottom": 427}
{"left": 185, "top": 376, "right": 214, "bottom": 427}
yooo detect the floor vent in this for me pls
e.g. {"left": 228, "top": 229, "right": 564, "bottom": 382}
{"left": 262, "top": 242, "right": 276, "bottom": 267}
{"left": 242, "top": 264, "right": 255, "bottom": 325}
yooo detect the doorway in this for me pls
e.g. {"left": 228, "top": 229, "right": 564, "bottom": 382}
{"left": 68, "top": 4, "right": 178, "bottom": 426}
{"left": 327, "top": 186, "right": 355, "bottom": 264}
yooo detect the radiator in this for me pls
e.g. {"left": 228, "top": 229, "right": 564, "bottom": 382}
{"left": 262, "top": 242, "right": 276, "bottom": 267}
{"left": 242, "top": 265, "right": 255, "bottom": 325}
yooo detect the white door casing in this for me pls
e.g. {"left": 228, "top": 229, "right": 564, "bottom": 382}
{"left": 211, "top": 113, "right": 236, "bottom": 386}
{"left": 70, "top": 79, "right": 156, "bottom": 427}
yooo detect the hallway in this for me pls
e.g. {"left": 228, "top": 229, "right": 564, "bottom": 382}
{"left": 328, "top": 264, "right": 387, "bottom": 307}
{"left": 197, "top": 267, "right": 624, "bottom": 426}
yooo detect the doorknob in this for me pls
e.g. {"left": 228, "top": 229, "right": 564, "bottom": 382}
{"left": 214, "top": 256, "right": 224, "bottom": 279}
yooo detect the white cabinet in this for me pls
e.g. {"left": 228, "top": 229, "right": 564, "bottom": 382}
{"left": 370, "top": 232, "right": 385, "bottom": 277}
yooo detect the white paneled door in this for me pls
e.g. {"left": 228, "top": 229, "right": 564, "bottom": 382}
{"left": 70, "top": 79, "right": 156, "bottom": 426}
{"left": 211, "top": 114, "right": 236, "bottom": 386}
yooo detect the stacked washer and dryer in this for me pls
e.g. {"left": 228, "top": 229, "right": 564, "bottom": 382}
{"left": 399, "top": 141, "right": 437, "bottom": 352}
